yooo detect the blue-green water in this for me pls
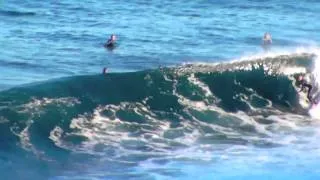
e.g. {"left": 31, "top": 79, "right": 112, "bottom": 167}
{"left": 1, "top": 0, "right": 320, "bottom": 179}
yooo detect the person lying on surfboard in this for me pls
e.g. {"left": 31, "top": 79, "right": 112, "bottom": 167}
{"left": 296, "top": 75, "right": 314, "bottom": 104}
{"left": 263, "top": 32, "right": 272, "bottom": 45}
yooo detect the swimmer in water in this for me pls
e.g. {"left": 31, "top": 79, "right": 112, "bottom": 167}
{"left": 104, "top": 34, "right": 117, "bottom": 48}
{"left": 102, "top": 67, "right": 108, "bottom": 74}
{"left": 262, "top": 32, "right": 272, "bottom": 45}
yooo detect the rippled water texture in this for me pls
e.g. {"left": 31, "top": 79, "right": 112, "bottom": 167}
{"left": 1, "top": 0, "right": 320, "bottom": 88}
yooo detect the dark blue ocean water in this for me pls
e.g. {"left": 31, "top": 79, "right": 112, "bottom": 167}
{"left": 1, "top": 0, "right": 320, "bottom": 179}
{"left": 1, "top": 0, "right": 320, "bottom": 89}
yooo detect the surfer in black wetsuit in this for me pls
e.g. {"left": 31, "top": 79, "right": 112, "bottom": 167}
{"left": 104, "top": 34, "right": 117, "bottom": 48}
{"left": 296, "top": 75, "right": 314, "bottom": 103}
{"left": 102, "top": 67, "right": 108, "bottom": 74}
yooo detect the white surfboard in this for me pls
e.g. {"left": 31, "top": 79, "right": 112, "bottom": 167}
{"left": 309, "top": 103, "right": 320, "bottom": 119}
{"left": 298, "top": 91, "right": 311, "bottom": 109}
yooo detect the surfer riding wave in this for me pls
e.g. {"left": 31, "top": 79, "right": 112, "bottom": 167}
{"left": 295, "top": 75, "right": 318, "bottom": 105}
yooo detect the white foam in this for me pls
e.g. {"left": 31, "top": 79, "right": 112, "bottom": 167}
{"left": 265, "top": 115, "right": 299, "bottom": 130}
{"left": 187, "top": 73, "right": 213, "bottom": 97}
{"left": 49, "top": 126, "right": 64, "bottom": 147}
{"left": 18, "top": 124, "right": 33, "bottom": 151}
{"left": 67, "top": 103, "right": 178, "bottom": 156}
{"left": 231, "top": 46, "right": 320, "bottom": 63}
{"left": 280, "top": 67, "right": 307, "bottom": 75}
{"left": 13, "top": 120, "right": 46, "bottom": 159}
{"left": 309, "top": 103, "right": 320, "bottom": 120}
{"left": 19, "top": 97, "right": 80, "bottom": 113}
{"left": 235, "top": 111, "right": 271, "bottom": 136}
{"left": 181, "top": 46, "right": 320, "bottom": 77}
{"left": 308, "top": 49, "right": 320, "bottom": 119}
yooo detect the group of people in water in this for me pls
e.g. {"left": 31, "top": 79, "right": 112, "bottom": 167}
{"left": 102, "top": 33, "right": 317, "bottom": 106}
{"left": 104, "top": 32, "right": 273, "bottom": 49}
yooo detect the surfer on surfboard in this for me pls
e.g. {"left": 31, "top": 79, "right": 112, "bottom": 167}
{"left": 102, "top": 67, "right": 108, "bottom": 74}
{"left": 296, "top": 75, "right": 316, "bottom": 104}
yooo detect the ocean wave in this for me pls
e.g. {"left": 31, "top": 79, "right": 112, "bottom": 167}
{"left": 0, "top": 52, "right": 319, "bottom": 178}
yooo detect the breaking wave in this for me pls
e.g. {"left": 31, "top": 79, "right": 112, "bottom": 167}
{"left": 0, "top": 50, "right": 320, "bottom": 179}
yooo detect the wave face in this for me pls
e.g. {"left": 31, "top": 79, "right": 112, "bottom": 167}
{"left": 0, "top": 53, "right": 319, "bottom": 179}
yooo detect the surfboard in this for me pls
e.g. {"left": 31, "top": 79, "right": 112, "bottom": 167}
{"left": 298, "top": 91, "right": 311, "bottom": 109}
{"left": 299, "top": 92, "right": 320, "bottom": 119}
